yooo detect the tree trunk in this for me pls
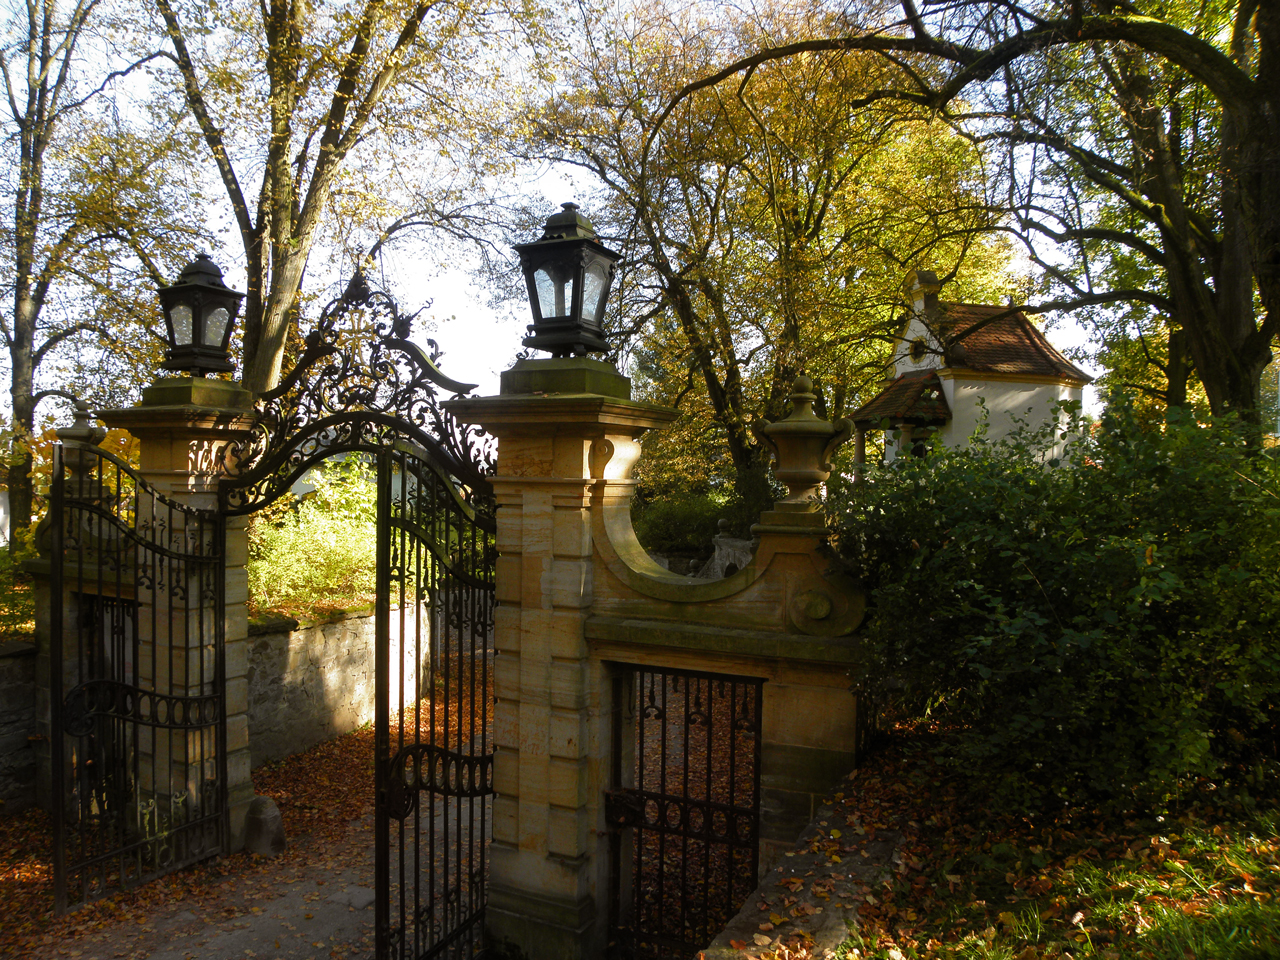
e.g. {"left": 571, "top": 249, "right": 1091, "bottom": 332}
{"left": 1113, "top": 51, "right": 1270, "bottom": 432}
{"left": 6, "top": 289, "right": 38, "bottom": 539}
{"left": 1165, "top": 329, "right": 1188, "bottom": 410}
{"left": 242, "top": 245, "right": 309, "bottom": 394}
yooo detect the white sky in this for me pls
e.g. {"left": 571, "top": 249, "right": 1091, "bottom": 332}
{"left": 408, "top": 276, "right": 526, "bottom": 396}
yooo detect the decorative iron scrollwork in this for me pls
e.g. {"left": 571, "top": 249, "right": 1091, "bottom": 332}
{"left": 63, "top": 679, "right": 221, "bottom": 737}
{"left": 220, "top": 277, "right": 496, "bottom": 515}
{"left": 382, "top": 742, "right": 495, "bottom": 820}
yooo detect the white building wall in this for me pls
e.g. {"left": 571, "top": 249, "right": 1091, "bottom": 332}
{"left": 893, "top": 315, "right": 938, "bottom": 376}
{"left": 933, "top": 377, "right": 1079, "bottom": 460}
{"left": 884, "top": 377, "right": 1081, "bottom": 463}
{"left": 878, "top": 307, "right": 1084, "bottom": 463}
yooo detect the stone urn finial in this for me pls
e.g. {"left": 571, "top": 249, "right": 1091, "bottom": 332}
{"left": 751, "top": 375, "right": 853, "bottom": 505}
{"left": 45, "top": 399, "right": 107, "bottom": 516}
{"left": 56, "top": 399, "right": 107, "bottom": 448}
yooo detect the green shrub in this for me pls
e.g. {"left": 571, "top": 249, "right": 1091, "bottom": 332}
{"left": 832, "top": 402, "right": 1280, "bottom": 812}
{"left": 247, "top": 460, "right": 378, "bottom": 618}
{"left": 631, "top": 465, "right": 778, "bottom": 556}
{"left": 631, "top": 492, "right": 727, "bottom": 556}
{"left": 0, "top": 546, "right": 34, "bottom": 639}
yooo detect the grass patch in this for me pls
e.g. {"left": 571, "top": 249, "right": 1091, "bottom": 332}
{"left": 246, "top": 460, "right": 378, "bottom": 621}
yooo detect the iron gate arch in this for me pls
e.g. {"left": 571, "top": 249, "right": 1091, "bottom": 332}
{"left": 219, "top": 281, "right": 498, "bottom": 960}
{"left": 46, "top": 278, "right": 497, "bottom": 952}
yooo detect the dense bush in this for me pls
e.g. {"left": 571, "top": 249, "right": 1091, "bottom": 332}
{"left": 631, "top": 469, "right": 778, "bottom": 556}
{"left": 0, "top": 547, "right": 34, "bottom": 639}
{"left": 832, "top": 404, "right": 1280, "bottom": 811}
{"left": 247, "top": 460, "right": 378, "bottom": 618}
{"left": 631, "top": 492, "right": 727, "bottom": 557}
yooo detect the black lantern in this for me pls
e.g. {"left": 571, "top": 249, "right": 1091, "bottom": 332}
{"left": 514, "top": 202, "right": 621, "bottom": 357}
{"left": 158, "top": 254, "right": 245, "bottom": 376}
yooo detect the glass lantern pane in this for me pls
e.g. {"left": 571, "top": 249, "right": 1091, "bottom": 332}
{"left": 204, "top": 307, "right": 230, "bottom": 346}
{"left": 535, "top": 270, "right": 557, "bottom": 318}
{"left": 536, "top": 268, "right": 573, "bottom": 317}
{"left": 170, "top": 305, "right": 193, "bottom": 345}
{"left": 582, "top": 264, "right": 608, "bottom": 323}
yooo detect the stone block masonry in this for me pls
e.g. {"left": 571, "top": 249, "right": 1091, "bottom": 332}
{"left": 448, "top": 361, "right": 867, "bottom": 960}
{"left": 247, "top": 606, "right": 426, "bottom": 765}
{"left": 0, "top": 640, "right": 36, "bottom": 811}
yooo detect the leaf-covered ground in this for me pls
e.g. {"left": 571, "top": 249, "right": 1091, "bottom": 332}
{"left": 5, "top": 719, "right": 1277, "bottom": 960}
{"left": 0, "top": 724, "right": 377, "bottom": 958}
{"left": 0, "top": 661, "right": 488, "bottom": 959}
{"left": 718, "top": 724, "right": 1280, "bottom": 960}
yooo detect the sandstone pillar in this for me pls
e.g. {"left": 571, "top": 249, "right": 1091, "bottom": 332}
{"left": 96, "top": 376, "right": 258, "bottom": 850}
{"left": 448, "top": 357, "right": 676, "bottom": 960}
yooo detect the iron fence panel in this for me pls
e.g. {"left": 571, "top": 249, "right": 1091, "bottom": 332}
{"left": 50, "top": 442, "right": 227, "bottom": 913}
{"left": 607, "top": 665, "right": 764, "bottom": 960}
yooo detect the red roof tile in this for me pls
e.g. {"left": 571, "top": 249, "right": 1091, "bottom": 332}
{"left": 851, "top": 371, "right": 950, "bottom": 426}
{"left": 937, "top": 303, "right": 1093, "bottom": 382}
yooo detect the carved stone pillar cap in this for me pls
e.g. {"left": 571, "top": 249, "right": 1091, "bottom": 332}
{"left": 138, "top": 376, "right": 255, "bottom": 411}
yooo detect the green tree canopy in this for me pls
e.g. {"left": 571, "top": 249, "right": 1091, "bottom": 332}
{"left": 654, "top": 0, "right": 1277, "bottom": 435}
{"left": 520, "top": 0, "right": 1016, "bottom": 506}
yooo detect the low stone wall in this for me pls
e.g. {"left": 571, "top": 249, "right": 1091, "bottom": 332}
{"left": 247, "top": 606, "right": 428, "bottom": 766}
{"left": 0, "top": 640, "right": 36, "bottom": 812}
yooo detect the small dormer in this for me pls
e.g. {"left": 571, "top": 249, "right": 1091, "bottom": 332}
{"left": 853, "top": 268, "right": 1092, "bottom": 465}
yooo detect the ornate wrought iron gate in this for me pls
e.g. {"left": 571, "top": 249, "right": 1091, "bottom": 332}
{"left": 375, "top": 442, "right": 494, "bottom": 959}
{"left": 48, "top": 441, "right": 227, "bottom": 912}
{"left": 220, "top": 280, "right": 496, "bottom": 960}
{"left": 606, "top": 666, "right": 764, "bottom": 960}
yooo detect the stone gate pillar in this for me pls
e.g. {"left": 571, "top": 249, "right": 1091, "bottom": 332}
{"left": 449, "top": 357, "right": 676, "bottom": 960}
{"left": 96, "top": 376, "right": 258, "bottom": 849}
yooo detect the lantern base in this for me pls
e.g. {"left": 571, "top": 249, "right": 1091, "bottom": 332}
{"left": 160, "top": 347, "right": 236, "bottom": 378}
{"left": 521, "top": 317, "right": 610, "bottom": 359}
{"left": 139, "top": 376, "right": 255, "bottom": 410}
{"left": 500, "top": 357, "right": 631, "bottom": 399}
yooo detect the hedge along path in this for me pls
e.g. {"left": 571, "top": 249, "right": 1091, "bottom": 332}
{"left": 0, "top": 659, "right": 491, "bottom": 959}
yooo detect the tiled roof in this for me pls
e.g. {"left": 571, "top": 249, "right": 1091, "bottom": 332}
{"left": 938, "top": 303, "right": 1093, "bottom": 382}
{"left": 851, "top": 370, "right": 950, "bottom": 427}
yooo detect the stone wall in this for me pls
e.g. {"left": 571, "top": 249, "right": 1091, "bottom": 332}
{"left": 247, "top": 606, "right": 427, "bottom": 765}
{"left": 0, "top": 640, "right": 36, "bottom": 811}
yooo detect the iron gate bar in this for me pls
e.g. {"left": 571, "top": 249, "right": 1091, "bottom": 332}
{"left": 607, "top": 664, "right": 765, "bottom": 960}
{"left": 50, "top": 442, "right": 227, "bottom": 913}
{"left": 375, "top": 450, "right": 393, "bottom": 953}
{"left": 50, "top": 443, "right": 65, "bottom": 911}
